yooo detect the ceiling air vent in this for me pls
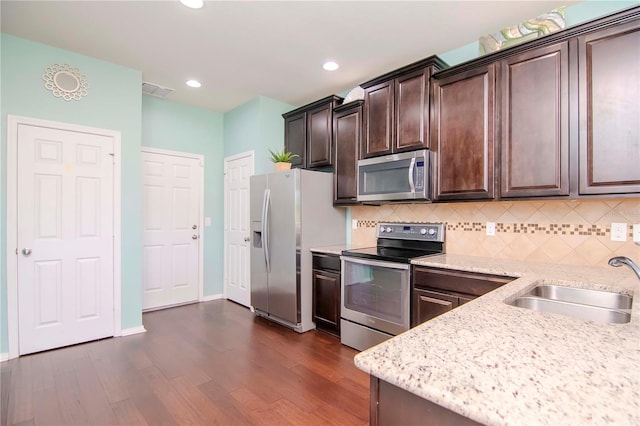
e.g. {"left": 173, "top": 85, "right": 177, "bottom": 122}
{"left": 142, "top": 81, "right": 174, "bottom": 98}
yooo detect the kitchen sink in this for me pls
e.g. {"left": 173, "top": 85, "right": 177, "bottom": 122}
{"left": 508, "top": 285, "right": 633, "bottom": 324}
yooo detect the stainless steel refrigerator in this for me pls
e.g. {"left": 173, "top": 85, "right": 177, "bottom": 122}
{"left": 250, "top": 169, "right": 346, "bottom": 333}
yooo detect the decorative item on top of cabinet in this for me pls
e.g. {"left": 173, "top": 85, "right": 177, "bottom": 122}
{"left": 312, "top": 253, "right": 341, "bottom": 337}
{"left": 499, "top": 41, "right": 570, "bottom": 198}
{"left": 577, "top": 18, "right": 640, "bottom": 195}
{"left": 333, "top": 100, "right": 363, "bottom": 205}
{"left": 431, "top": 63, "right": 497, "bottom": 201}
{"left": 361, "top": 56, "right": 448, "bottom": 158}
{"left": 283, "top": 95, "right": 343, "bottom": 170}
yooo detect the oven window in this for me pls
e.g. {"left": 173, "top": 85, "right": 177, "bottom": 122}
{"left": 359, "top": 160, "right": 412, "bottom": 195}
{"left": 342, "top": 260, "right": 408, "bottom": 325}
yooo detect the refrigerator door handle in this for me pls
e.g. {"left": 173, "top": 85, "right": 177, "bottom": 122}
{"left": 262, "top": 188, "right": 271, "bottom": 273}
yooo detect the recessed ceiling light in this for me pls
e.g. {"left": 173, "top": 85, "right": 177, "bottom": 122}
{"left": 180, "top": 0, "right": 203, "bottom": 9}
{"left": 323, "top": 61, "right": 339, "bottom": 71}
{"left": 186, "top": 80, "right": 202, "bottom": 88}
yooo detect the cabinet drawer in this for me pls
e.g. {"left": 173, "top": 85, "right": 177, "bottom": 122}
{"left": 312, "top": 253, "right": 341, "bottom": 272}
{"left": 413, "top": 267, "right": 514, "bottom": 297}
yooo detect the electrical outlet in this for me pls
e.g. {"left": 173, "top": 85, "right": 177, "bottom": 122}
{"left": 352, "top": 219, "right": 358, "bottom": 230}
{"left": 611, "top": 223, "right": 627, "bottom": 242}
{"left": 633, "top": 224, "right": 640, "bottom": 243}
{"left": 486, "top": 222, "right": 496, "bottom": 237}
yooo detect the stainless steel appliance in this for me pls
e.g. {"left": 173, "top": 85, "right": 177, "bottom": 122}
{"left": 357, "top": 149, "right": 430, "bottom": 202}
{"left": 250, "top": 169, "right": 345, "bottom": 333}
{"left": 340, "top": 222, "right": 444, "bottom": 351}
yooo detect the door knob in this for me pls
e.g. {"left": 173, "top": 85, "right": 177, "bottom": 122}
{"left": 22, "top": 248, "right": 32, "bottom": 256}
{"left": 192, "top": 224, "right": 197, "bottom": 230}
{"left": 192, "top": 235, "right": 198, "bottom": 240}
{"left": 244, "top": 237, "right": 250, "bottom": 242}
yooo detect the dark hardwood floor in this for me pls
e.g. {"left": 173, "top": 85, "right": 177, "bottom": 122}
{"left": 1, "top": 300, "right": 369, "bottom": 425}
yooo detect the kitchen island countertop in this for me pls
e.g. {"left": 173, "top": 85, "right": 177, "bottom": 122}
{"left": 354, "top": 254, "right": 640, "bottom": 425}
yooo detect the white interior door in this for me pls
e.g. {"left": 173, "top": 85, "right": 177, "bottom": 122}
{"left": 224, "top": 152, "right": 254, "bottom": 307}
{"left": 16, "top": 124, "right": 115, "bottom": 355}
{"left": 142, "top": 150, "right": 201, "bottom": 310}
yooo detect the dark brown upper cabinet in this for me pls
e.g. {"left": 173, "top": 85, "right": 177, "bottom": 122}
{"left": 577, "top": 18, "right": 640, "bottom": 195}
{"left": 431, "top": 64, "right": 497, "bottom": 201}
{"left": 333, "top": 101, "right": 363, "bottom": 205}
{"left": 499, "top": 42, "right": 570, "bottom": 198}
{"left": 283, "top": 95, "right": 343, "bottom": 169}
{"left": 430, "top": 6, "right": 639, "bottom": 201}
{"left": 361, "top": 56, "right": 448, "bottom": 158}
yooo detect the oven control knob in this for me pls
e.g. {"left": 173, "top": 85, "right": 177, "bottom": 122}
{"left": 420, "top": 228, "right": 427, "bottom": 235}
{"left": 428, "top": 228, "right": 436, "bottom": 236}
{"left": 380, "top": 226, "right": 386, "bottom": 233}
{"left": 386, "top": 226, "right": 392, "bottom": 233}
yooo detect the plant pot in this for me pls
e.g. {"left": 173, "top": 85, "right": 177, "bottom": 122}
{"left": 274, "top": 162, "right": 292, "bottom": 171}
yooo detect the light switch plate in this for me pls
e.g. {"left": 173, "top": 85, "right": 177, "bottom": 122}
{"left": 611, "top": 223, "right": 627, "bottom": 242}
{"left": 486, "top": 222, "right": 496, "bottom": 236}
{"left": 633, "top": 224, "right": 640, "bottom": 243}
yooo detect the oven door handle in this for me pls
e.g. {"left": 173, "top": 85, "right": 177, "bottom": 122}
{"left": 340, "top": 255, "right": 410, "bottom": 270}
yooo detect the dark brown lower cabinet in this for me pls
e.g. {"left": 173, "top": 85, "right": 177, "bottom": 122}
{"left": 412, "top": 266, "right": 515, "bottom": 327}
{"left": 370, "top": 377, "right": 481, "bottom": 426}
{"left": 312, "top": 253, "right": 341, "bottom": 336}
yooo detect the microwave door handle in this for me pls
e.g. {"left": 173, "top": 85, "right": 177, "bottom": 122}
{"left": 408, "top": 157, "right": 416, "bottom": 192}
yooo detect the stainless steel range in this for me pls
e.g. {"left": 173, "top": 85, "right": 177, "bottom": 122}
{"left": 340, "top": 222, "right": 445, "bottom": 351}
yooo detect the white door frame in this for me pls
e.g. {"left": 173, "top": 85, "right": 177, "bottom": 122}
{"left": 141, "top": 146, "right": 205, "bottom": 303}
{"left": 223, "top": 150, "right": 254, "bottom": 301}
{"left": 6, "top": 115, "right": 122, "bottom": 360}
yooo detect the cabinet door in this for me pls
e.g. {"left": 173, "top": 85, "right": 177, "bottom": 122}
{"left": 578, "top": 20, "right": 640, "bottom": 195}
{"left": 412, "top": 288, "right": 458, "bottom": 326}
{"left": 500, "top": 42, "right": 570, "bottom": 198}
{"left": 284, "top": 112, "right": 306, "bottom": 168}
{"left": 307, "top": 103, "right": 333, "bottom": 168}
{"left": 432, "top": 64, "right": 496, "bottom": 200}
{"left": 395, "top": 68, "right": 430, "bottom": 152}
{"left": 333, "top": 102, "right": 362, "bottom": 205}
{"left": 312, "top": 269, "right": 341, "bottom": 335}
{"left": 363, "top": 80, "right": 394, "bottom": 158}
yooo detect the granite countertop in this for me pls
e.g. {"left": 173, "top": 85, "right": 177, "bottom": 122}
{"left": 309, "top": 244, "right": 366, "bottom": 256}
{"left": 354, "top": 254, "right": 640, "bottom": 426}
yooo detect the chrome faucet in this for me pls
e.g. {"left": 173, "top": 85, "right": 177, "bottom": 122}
{"left": 608, "top": 256, "right": 640, "bottom": 280}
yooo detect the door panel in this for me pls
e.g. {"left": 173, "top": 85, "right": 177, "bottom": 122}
{"left": 17, "top": 124, "right": 114, "bottom": 355}
{"left": 266, "top": 171, "right": 298, "bottom": 324}
{"left": 225, "top": 153, "right": 253, "bottom": 307}
{"left": 142, "top": 151, "right": 200, "bottom": 310}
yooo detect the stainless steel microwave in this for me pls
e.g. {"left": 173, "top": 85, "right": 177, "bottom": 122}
{"left": 357, "top": 149, "right": 431, "bottom": 202}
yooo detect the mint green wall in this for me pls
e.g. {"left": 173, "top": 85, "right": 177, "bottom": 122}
{"left": 439, "top": 0, "right": 639, "bottom": 66}
{"left": 0, "top": 34, "right": 143, "bottom": 352}
{"left": 223, "top": 96, "right": 294, "bottom": 175}
{"left": 141, "top": 96, "right": 224, "bottom": 296}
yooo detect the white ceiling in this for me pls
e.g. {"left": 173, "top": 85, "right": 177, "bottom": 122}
{"left": 1, "top": 0, "right": 579, "bottom": 113}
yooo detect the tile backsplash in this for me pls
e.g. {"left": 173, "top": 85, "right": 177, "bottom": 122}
{"left": 350, "top": 198, "right": 640, "bottom": 267}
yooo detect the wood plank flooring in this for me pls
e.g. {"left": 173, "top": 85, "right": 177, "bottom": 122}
{"left": 1, "top": 300, "right": 370, "bottom": 425}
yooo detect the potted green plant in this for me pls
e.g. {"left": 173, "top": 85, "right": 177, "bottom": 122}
{"left": 269, "top": 147, "right": 299, "bottom": 171}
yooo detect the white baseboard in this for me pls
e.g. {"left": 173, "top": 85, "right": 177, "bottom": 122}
{"left": 0, "top": 353, "right": 9, "bottom": 362}
{"left": 202, "top": 293, "right": 223, "bottom": 302}
{"left": 120, "top": 326, "right": 147, "bottom": 337}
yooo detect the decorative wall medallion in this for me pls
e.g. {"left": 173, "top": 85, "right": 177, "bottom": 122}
{"left": 42, "top": 64, "right": 89, "bottom": 101}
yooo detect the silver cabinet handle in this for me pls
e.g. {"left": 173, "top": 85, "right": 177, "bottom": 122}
{"left": 420, "top": 295, "right": 452, "bottom": 307}
{"left": 22, "top": 248, "right": 32, "bottom": 256}
{"left": 192, "top": 235, "right": 198, "bottom": 240}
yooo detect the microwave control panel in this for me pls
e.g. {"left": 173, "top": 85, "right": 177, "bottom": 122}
{"left": 414, "top": 161, "right": 424, "bottom": 190}
{"left": 377, "top": 222, "right": 445, "bottom": 242}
